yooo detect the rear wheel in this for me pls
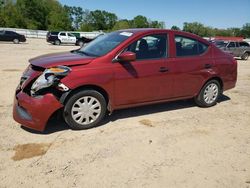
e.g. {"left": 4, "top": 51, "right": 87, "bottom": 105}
{"left": 63, "top": 90, "right": 107, "bottom": 130}
{"left": 13, "top": 38, "right": 19, "bottom": 44}
{"left": 195, "top": 80, "right": 221, "bottom": 107}
{"left": 54, "top": 40, "right": 61, "bottom": 45}
{"left": 241, "top": 52, "right": 249, "bottom": 60}
{"left": 78, "top": 41, "right": 84, "bottom": 47}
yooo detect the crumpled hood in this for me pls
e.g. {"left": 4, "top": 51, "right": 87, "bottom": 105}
{"left": 29, "top": 51, "right": 95, "bottom": 68}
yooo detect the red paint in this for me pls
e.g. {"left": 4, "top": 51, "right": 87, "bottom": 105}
{"left": 13, "top": 29, "right": 237, "bottom": 131}
{"left": 13, "top": 92, "right": 63, "bottom": 131}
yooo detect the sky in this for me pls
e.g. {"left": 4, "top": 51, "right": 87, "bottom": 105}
{"left": 59, "top": 0, "right": 250, "bottom": 29}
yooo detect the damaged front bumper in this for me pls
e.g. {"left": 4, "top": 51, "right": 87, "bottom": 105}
{"left": 13, "top": 91, "right": 63, "bottom": 132}
{"left": 12, "top": 64, "right": 68, "bottom": 132}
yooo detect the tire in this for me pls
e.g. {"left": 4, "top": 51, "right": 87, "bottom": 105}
{"left": 78, "top": 41, "right": 84, "bottom": 47}
{"left": 54, "top": 40, "right": 61, "bottom": 45}
{"left": 13, "top": 38, "right": 19, "bottom": 44}
{"left": 195, "top": 80, "right": 221, "bottom": 107}
{"left": 241, "top": 52, "right": 249, "bottom": 60}
{"left": 63, "top": 90, "right": 107, "bottom": 130}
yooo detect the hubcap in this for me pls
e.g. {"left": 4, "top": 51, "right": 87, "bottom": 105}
{"left": 71, "top": 96, "right": 101, "bottom": 125}
{"left": 203, "top": 83, "right": 219, "bottom": 104}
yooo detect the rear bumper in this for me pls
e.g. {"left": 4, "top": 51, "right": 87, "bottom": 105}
{"left": 13, "top": 91, "right": 63, "bottom": 132}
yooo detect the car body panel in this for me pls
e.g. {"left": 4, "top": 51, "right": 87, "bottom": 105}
{"left": 13, "top": 92, "right": 63, "bottom": 131}
{"left": 29, "top": 52, "right": 95, "bottom": 68}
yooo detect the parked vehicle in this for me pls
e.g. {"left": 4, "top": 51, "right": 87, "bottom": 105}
{"left": 0, "top": 30, "right": 26, "bottom": 44}
{"left": 211, "top": 40, "right": 250, "bottom": 60}
{"left": 13, "top": 29, "right": 237, "bottom": 132}
{"left": 46, "top": 31, "right": 94, "bottom": 46}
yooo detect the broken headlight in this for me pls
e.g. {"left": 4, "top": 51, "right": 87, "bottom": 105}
{"left": 31, "top": 66, "right": 71, "bottom": 96}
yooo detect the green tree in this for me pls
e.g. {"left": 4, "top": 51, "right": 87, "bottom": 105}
{"left": 16, "top": 0, "right": 48, "bottom": 29}
{"left": 0, "top": 0, "right": 26, "bottom": 28}
{"left": 171, "top": 25, "right": 180, "bottom": 30}
{"left": 80, "top": 9, "right": 94, "bottom": 31}
{"left": 88, "top": 10, "right": 117, "bottom": 30}
{"left": 64, "top": 5, "right": 84, "bottom": 30}
{"left": 112, "top": 19, "right": 130, "bottom": 30}
{"left": 149, "top": 20, "right": 165, "bottom": 28}
{"left": 47, "top": 1, "right": 72, "bottom": 31}
{"left": 183, "top": 22, "right": 208, "bottom": 37}
{"left": 241, "top": 23, "right": 250, "bottom": 38}
{"left": 132, "top": 15, "right": 149, "bottom": 28}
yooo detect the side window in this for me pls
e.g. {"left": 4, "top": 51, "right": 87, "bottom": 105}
{"left": 5, "top": 31, "right": 13, "bottom": 35}
{"left": 239, "top": 42, "right": 249, "bottom": 47}
{"left": 175, "top": 35, "right": 208, "bottom": 57}
{"left": 227, "top": 42, "right": 235, "bottom": 48}
{"left": 126, "top": 34, "right": 167, "bottom": 60}
{"left": 60, "top": 33, "right": 66, "bottom": 36}
{"left": 68, "top": 33, "right": 75, "bottom": 37}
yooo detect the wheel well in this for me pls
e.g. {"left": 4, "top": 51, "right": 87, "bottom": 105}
{"left": 206, "top": 77, "right": 223, "bottom": 91}
{"left": 62, "top": 85, "right": 109, "bottom": 105}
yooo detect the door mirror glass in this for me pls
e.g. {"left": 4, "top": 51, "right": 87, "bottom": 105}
{"left": 117, "top": 51, "right": 136, "bottom": 62}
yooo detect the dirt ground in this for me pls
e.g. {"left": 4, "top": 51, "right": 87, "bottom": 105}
{"left": 0, "top": 39, "right": 249, "bottom": 188}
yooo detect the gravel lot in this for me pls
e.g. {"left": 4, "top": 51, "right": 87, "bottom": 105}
{"left": 0, "top": 39, "right": 250, "bottom": 188}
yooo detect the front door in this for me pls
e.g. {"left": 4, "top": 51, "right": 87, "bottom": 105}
{"left": 114, "top": 33, "right": 174, "bottom": 106}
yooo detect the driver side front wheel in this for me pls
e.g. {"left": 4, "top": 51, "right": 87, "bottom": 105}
{"left": 63, "top": 90, "right": 107, "bottom": 130}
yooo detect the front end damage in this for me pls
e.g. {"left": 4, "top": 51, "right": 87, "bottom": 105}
{"left": 13, "top": 64, "right": 71, "bottom": 131}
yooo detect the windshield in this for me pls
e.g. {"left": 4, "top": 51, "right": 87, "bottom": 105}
{"left": 78, "top": 31, "right": 133, "bottom": 57}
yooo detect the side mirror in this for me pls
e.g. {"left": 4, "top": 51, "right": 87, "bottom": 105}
{"left": 116, "top": 51, "right": 136, "bottom": 62}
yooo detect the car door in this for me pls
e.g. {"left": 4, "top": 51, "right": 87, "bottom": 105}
{"left": 67, "top": 33, "right": 77, "bottom": 44}
{"left": 227, "top": 42, "right": 237, "bottom": 56}
{"left": 58, "top": 32, "right": 68, "bottom": 43}
{"left": 113, "top": 33, "right": 174, "bottom": 106}
{"left": 169, "top": 35, "right": 212, "bottom": 98}
{"left": 239, "top": 42, "right": 250, "bottom": 56}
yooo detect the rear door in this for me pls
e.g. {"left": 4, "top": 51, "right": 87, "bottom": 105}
{"left": 67, "top": 33, "right": 77, "bottom": 44}
{"left": 168, "top": 35, "right": 212, "bottom": 98}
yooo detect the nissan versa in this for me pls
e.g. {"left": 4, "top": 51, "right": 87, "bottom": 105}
{"left": 13, "top": 29, "right": 237, "bottom": 131}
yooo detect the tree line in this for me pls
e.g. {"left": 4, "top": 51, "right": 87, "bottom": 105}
{"left": 0, "top": 0, "right": 164, "bottom": 31}
{"left": 0, "top": 0, "right": 249, "bottom": 38}
{"left": 171, "top": 22, "right": 250, "bottom": 38}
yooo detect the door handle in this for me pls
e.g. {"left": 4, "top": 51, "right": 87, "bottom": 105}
{"left": 159, "top": 67, "right": 169, "bottom": 72}
{"left": 204, "top": 64, "right": 212, "bottom": 69}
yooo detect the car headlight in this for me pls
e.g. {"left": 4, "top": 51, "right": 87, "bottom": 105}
{"left": 31, "top": 66, "right": 71, "bottom": 96}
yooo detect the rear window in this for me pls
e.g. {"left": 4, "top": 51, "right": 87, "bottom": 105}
{"left": 175, "top": 35, "right": 208, "bottom": 57}
{"left": 50, "top": 32, "right": 59, "bottom": 36}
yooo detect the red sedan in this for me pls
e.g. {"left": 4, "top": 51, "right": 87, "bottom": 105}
{"left": 13, "top": 29, "right": 237, "bottom": 131}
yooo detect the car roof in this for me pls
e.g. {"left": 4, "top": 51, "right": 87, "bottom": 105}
{"left": 117, "top": 28, "right": 209, "bottom": 44}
